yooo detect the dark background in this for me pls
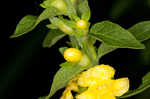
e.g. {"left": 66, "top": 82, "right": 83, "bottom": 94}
{"left": 1, "top": 0, "right": 150, "bottom": 99}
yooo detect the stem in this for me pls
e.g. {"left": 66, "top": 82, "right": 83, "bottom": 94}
{"left": 46, "top": 95, "right": 50, "bottom": 99}
{"left": 77, "top": 36, "right": 98, "bottom": 65}
{"left": 69, "top": 36, "right": 79, "bottom": 48}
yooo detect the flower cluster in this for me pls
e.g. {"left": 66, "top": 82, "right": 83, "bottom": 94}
{"left": 60, "top": 64, "right": 129, "bottom": 99}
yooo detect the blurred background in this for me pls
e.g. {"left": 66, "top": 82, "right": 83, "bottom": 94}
{"left": 1, "top": 0, "right": 150, "bottom": 99}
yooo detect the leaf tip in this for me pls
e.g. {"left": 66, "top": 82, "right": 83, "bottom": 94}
{"left": 139, "top": 44, "right": 145, "bottom": 49}
{"left": 9, "top": 34, "right": 17, "bottom": 38}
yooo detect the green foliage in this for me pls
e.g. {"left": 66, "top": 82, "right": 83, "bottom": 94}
{"left": 11, "top": 7, "right": 62, "bottom": 38}
{"left": 121, "top": 72, "right": 150, "bottom": 98}
{"left": 40, "top": 0, "right": 53, "bottom": 8}
{"left": 36, "top": 7, "right": 62, "bottom": 24}
{"left": 78, "top": 86, "right": 88, "bottom": 93}
{"left": 49, "top": 17, "right": 74, "bottom": 34}
{"left": 90, "top": 21, "right": 145, "bottom": 49}
{"left": 128, "top": 21, "right": 150, "bottom": 42}
{"left": 97, "top": 43, "right": 117, "bottom": 59}
{"left": 42, "top": 29, "right": 66, "bottom": 48}
{"left": 38, "top": 96, "right": 47, "bottom": 99}
{"left": 138, "top": 40, "right": 150, "bottom": 65}
{"left": 64, "top": 0, "right": 77, "bottom": 19}
{"left": 77, "top": 0, "right": 91, "bottom": 21}
{"left": 59, "top": 47, "right": 68, "bottom": 55}
{"left": 46, "top": 24, "right": 58, "bottom": 29}
{"left": 48, "top": 65, "right": 85, "bottom": 98}
{"left": 10, "top": 0, "right": 150, "bottom": 99}
{"left": 60, "top": 62, "right": 74, "bottom": 68}
{"left": 10, "top": 15, "right": 37, "bottom": 38}
{"left": 97, "top": 21, "right": 150, "bottom": 60}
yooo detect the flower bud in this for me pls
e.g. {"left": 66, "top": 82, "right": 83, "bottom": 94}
{"left": 78, "top": 54, "right": 90, "bottom": 67}
{"left": 60, "top": 23, "right": 73, "bottom": 34}
{"left": 41, "top": 0, "right": 77, "bottom": 13}
{"left": 64, "top": 48, "right": 82, "bottom": 63}
{"left": 76, "top": 19, "right": 87, "bottom": 29}
{"left": 51, "top": 0, "right": 67, "bottom": 12}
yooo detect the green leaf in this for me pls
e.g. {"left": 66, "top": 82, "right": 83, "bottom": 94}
{"left": 38, "top": 96, "right": 46, "bottom": 99}
{"left": 60, "top": 62, "right": 74, "bottom": 68}
{"left": 128, "top": 21, "right": 150, "bottom": 42}
{"left": 97, "top": 21, "right": 150, "bottom": 60}
{"left": 59, "top": 47, "right": 68, "bottom": 55}
{"left": 88, "top": 35, "right": 97, "bottom": 45}
{"left": 50, "top": 17, "right": 74, "bottom": 34}
{"left": 40, "top": 0, "right": 53, "bottom": 8}
{"left": 77, "top": 0, "right": 91, "bottom": 21}
{"left": 48, "top": 65, "right": 85, "bottom": 98}
{"left": 97, "top": 43, "right": 117, "bottom": 59}
{"left": 120, "top": 72, "right": 150, "bottom": 98}
{"left": 69, "top": 36, "right": 79, "bottom": 48}
{"left": 78, "top": 86, "right": 88, "bottom": 93}
{"left": 64, "top": 0, "right": 77, "bottom": 19}
{"left": 138, "top": 39, "right": 150, "bottom": 65}
{"left": 90, "top": 21, "right": 145, "bottom": 49}
{"left": 36, "top": 7, "right": 62, "bottom": 24}
{"left": 46, "top": 24, "right": 58, "bottom": 29}
{"left": 42, "top": 29, "right": 66, "bottom": 48}
{"left": 11, "top": 7, "right": 62, "bottom": 38}
{"left": 10, "top": 15, "right": 37, "bottom": 38}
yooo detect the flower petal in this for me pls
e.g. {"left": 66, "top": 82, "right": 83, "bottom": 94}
{"left": 112, "top": 78, "right": 129, "bottom": 96}
{"left": 60, "top": 89, "right": 73, "bottom": 99}
{"left": 78, "top": 64, "right": 115, "bottom": 87}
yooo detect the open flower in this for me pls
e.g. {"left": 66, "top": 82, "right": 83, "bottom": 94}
{"left": 60, "top": 64, "right": 130, "bottom": 99}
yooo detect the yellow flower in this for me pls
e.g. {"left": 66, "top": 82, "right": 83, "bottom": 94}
{"left": 78, "top": 64, "right": 115, "bottom": 87}
{"left": 60, "top": 64, "right": 130, "bottom": 99}
{"left": 99, "top": 93, "right": 116, "bottom": 99}
{"left": 76, "top": 86, "right": 116, "bottom": 99}
{"left": 67, "top": 75, "right": 80, "bottom": 92}
{"left": 76, "top": 20, "right": 87, "bottom": 29}
{"left": 67, "top": 82, "right": 78, "bottom": 92}
{"left": 60, "top": 89, "right": 73, "bottom": 99}
{"left": 76, "top": 89, "right": 99, "bottom": 99}
{"left": 64, "top": 48, "right": 82, "bottom": 63}
{"left": 60, "top": 74, "right": 80, "bottom": 99}
{"left": 91, "top": 79, "right": 113, "bottom": 94}
{"left": 112, "top": 78, "right": 130, "bottom": 96}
